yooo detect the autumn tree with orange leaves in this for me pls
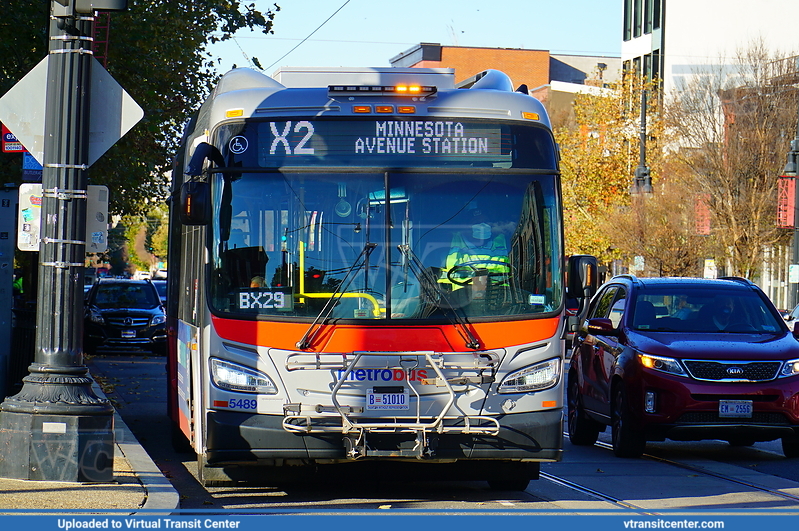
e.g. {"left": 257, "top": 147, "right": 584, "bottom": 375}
{"left": 556, "top": 74, "right": 663, "bottom": 266}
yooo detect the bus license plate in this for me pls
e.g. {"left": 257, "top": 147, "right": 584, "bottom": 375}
{"left": 719, "top": 400, "right": 752, "bottom": 418}
{"left": 366, "top": 388, "right": 409, "bottom": 411}
{"left": 121, "top": 329, "right": 136, "bottom": 338}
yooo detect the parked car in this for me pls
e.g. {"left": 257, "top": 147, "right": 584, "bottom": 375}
{"left": 567, "top": 275, "right": 799, "bottom": 458}
{"left": 784, "top": 303, "right": 799, "bottom": 330}
{"left": 151, "top": 279, "right": 167, "bottom": 305}
{"left": 84, "top": 278, "right": 167, "bottom": 356}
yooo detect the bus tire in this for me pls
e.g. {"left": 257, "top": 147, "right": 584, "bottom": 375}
{"left": 486, "top": 461, "right": 537, "bottom": 491}
{"left": 170, "top": 422, "right": 193, "bottom": 454}
{"left": 197, "top": 454, "right": 224, "bottom": 487}
{"left": 487, "top": 477, "right": 531, "bottom": 491}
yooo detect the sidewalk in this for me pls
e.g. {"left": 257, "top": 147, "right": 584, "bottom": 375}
{"left": 0, "top": 382, "right": 179, "bottom": 514}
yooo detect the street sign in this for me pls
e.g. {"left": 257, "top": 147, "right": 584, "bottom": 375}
{"left": 22, "top": 152, "right": 42, "bottom": 182}
{"left": 1, "top": 123, "right": 24, "bottom": 152}
{"left": 790, "top": 264, "right": 799, "bottom": 284}
{"left": 0, "top": 56, "right": 143, "bottom": 166}
{"left": 17, "top": 183, "right": 109, "bottom": 253}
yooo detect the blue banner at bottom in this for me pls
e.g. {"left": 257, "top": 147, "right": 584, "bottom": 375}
{"left": 0, "top": 514, "right": 796, "bottom": 531}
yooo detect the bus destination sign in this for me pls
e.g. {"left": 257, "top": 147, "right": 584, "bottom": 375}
{"left": 252, "top": 120, "right": 511, "bottom": 167}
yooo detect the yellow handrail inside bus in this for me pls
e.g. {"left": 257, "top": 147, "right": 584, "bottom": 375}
{"left": 297, "top": 241, "right": 383, "bottom": 317}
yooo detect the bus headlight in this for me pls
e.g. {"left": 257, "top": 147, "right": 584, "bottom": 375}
{"left": 210, "top": 358, "right": 278, "bottom": 394}
{"left": 498, "top": 358, "right": 560, "bottom": 394}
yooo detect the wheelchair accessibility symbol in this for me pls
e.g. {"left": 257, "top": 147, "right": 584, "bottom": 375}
{"left": 229, "top": 136, "right": 248, "bottom": 154}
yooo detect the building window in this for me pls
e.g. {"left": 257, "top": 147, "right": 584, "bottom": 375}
{"left": 644, "top": 0, "right": 653, "bottom": 34}
{"left": 634, "top": 0, "right": 643, "bottom": 38}
{"left": 652, "top": 49, "right": 661, "bottom": 81}
{"left": 653, "top": 0, "right": 661, "bottom": 30}
{"left": 624, "top": 0, "right": 632, "bottom": 41}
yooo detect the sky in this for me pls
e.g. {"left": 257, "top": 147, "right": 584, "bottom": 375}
{"left": 209, "top": 0, "right": 622, "bottom": 75}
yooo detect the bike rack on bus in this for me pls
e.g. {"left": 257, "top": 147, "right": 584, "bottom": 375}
{"left": 282, "top": 351, "right": 501, "bottom": 459}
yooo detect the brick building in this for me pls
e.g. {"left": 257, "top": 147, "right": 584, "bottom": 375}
{"left": 389, "top": 43, "right": 620, "bottom": 123}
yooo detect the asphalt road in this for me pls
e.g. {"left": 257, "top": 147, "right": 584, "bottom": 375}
{"left": 86, "top": 352, "right": 799, "bottom": 513}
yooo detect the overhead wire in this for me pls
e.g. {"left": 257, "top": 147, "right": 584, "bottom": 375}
{"left": 263, "top": 0, "right": 352, "bottom": 71}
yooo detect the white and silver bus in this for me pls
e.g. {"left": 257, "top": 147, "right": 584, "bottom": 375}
{"left": 167, "top": 66, "right": 596, "bottom": 488}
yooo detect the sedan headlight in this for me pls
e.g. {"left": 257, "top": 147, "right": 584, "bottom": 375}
{"left": 779, "top": 358, "right": 799, "bottom": 378}
{"left": 151, "top": 314, "right": 166, "bottom": 326}
{"left": 210, "top": 358, "right": 278, "bottom": 394}
{"left": 498, "top": 358, "right": 560, "bottom": 393}
{"left": 639, "top": 353, "right": 687, "bottom": 376}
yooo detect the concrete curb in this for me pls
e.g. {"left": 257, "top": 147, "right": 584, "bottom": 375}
{"left": 91, "top": 378, "right": 181, "bottom": 514}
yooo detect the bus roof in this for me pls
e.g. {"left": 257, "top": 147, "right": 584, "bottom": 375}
{"left": 272, "top": 67, "right": 456, "bottom": 89}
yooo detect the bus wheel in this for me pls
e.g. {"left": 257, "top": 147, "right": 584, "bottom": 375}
{"left": 170, "top": 422, "right": 193, "bottom": 454}
{"left": 197, "top": 454, "right": 238, "bottom": 487}
{"left": 486, "top": 461, "right": 537, "bottom": 491}
{"left": 487, "top": 477, "right": 531, "bottom": 491}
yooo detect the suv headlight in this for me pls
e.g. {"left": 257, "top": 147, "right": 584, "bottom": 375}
{"left": 89, "top": 311, "right": 105, "bottom": 325}
{"left": 779, "top": 358, "right": 799, "bottom": 378}
{"left": 498, "top": 358, "right": 560, "bottom": 393}
{"left": 210, "top": 358, "right": 278, "bottom": 394}
{"left": 151, "top": 314, "right": 166, "bottom": 326}
{"left": 639, "top": 353, "right": 687, "bottom": 376}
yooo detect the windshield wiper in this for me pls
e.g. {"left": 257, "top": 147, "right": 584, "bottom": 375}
{"left": 397, "top": 244, "right": 481, "bottom": 350}
{"left": 296, "top": 243, "right": 377, "bottom": 350}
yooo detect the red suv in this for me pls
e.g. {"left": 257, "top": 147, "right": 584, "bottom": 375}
{"left": 568, "top": 275, "right": 799, "bottom": 458}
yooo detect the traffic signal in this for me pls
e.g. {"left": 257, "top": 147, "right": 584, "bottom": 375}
{"left": 632, "top": 166, "right": 653, "bottom": 194}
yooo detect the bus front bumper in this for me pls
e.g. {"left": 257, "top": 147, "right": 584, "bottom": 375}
{"left": 204, "top": 408, "right": 563, "bottom": 465}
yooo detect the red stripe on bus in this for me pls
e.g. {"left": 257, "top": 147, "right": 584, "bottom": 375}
{"left": 211, "top": 316, "right": 560, "bottom": 352}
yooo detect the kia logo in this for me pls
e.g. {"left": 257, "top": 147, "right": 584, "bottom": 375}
{"left": 726, "top": 366, "right": 744, "bottom": 375}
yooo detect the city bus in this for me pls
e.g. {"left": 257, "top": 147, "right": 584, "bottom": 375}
{"left": 166, "top": 66, "right": 596, "bottom": 488}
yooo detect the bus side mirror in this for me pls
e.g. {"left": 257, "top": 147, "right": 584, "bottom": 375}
{"left": 567, "top": 255, "right": 598, "bottom": 333}
{"left": 185, "top": 142, "right": 224, "bottom": 177}
{"left": 179, "top": 181, "right": 210, "bottom": 225}
{"left": 568, "top": 255, "right": 598, "bottom": 300}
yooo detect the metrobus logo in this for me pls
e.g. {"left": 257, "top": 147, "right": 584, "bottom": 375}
{"left": 336, "top": 368, "right": 429, "bottom": 383}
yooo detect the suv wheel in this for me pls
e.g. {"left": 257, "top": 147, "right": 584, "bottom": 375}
{"left": 782, "top": 435, "right": 799, "bottom": 458}
{"left": 567, "top": 376, "right": 601, "bottom": 446}
{"left": 611, "top": 386, "right": 646, "bottom": 458}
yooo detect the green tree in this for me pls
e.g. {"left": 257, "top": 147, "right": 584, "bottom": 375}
{"left": 1, "top": 1, "right": 279, "bottom": 216}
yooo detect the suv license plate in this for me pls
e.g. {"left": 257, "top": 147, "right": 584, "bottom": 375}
{"left": 121, "top": 329, "right": 136, "bottom": 338}
{"left": 719, "top": 400, "right": 753, "bottom": 418}
{"left": 366, "top": 389, "right": 409, "bottom": 411}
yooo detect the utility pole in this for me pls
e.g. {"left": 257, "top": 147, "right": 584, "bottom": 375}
{"left": 631, "top": 88, "right": 653, "bottom": 195}
{"left": 0, "top": 0, "right": 126, "bottom": 482}
{"left": 782, "top": 111, "right": 799, "bottom": 310}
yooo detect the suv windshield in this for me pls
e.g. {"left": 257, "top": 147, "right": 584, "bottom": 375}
{"left": 91, "top": 283, "right": 161, "bottom": 310}
{"left": 631, "top": 287, "right": 784, "bottom": 334}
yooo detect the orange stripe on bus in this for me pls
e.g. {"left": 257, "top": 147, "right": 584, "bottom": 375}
{"left": 211, "top": 316, "right": 560, "bottom": 352}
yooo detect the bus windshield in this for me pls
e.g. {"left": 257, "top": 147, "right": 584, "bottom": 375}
{"left": 209, "top": 170, "right": 562, "bottom": 322}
